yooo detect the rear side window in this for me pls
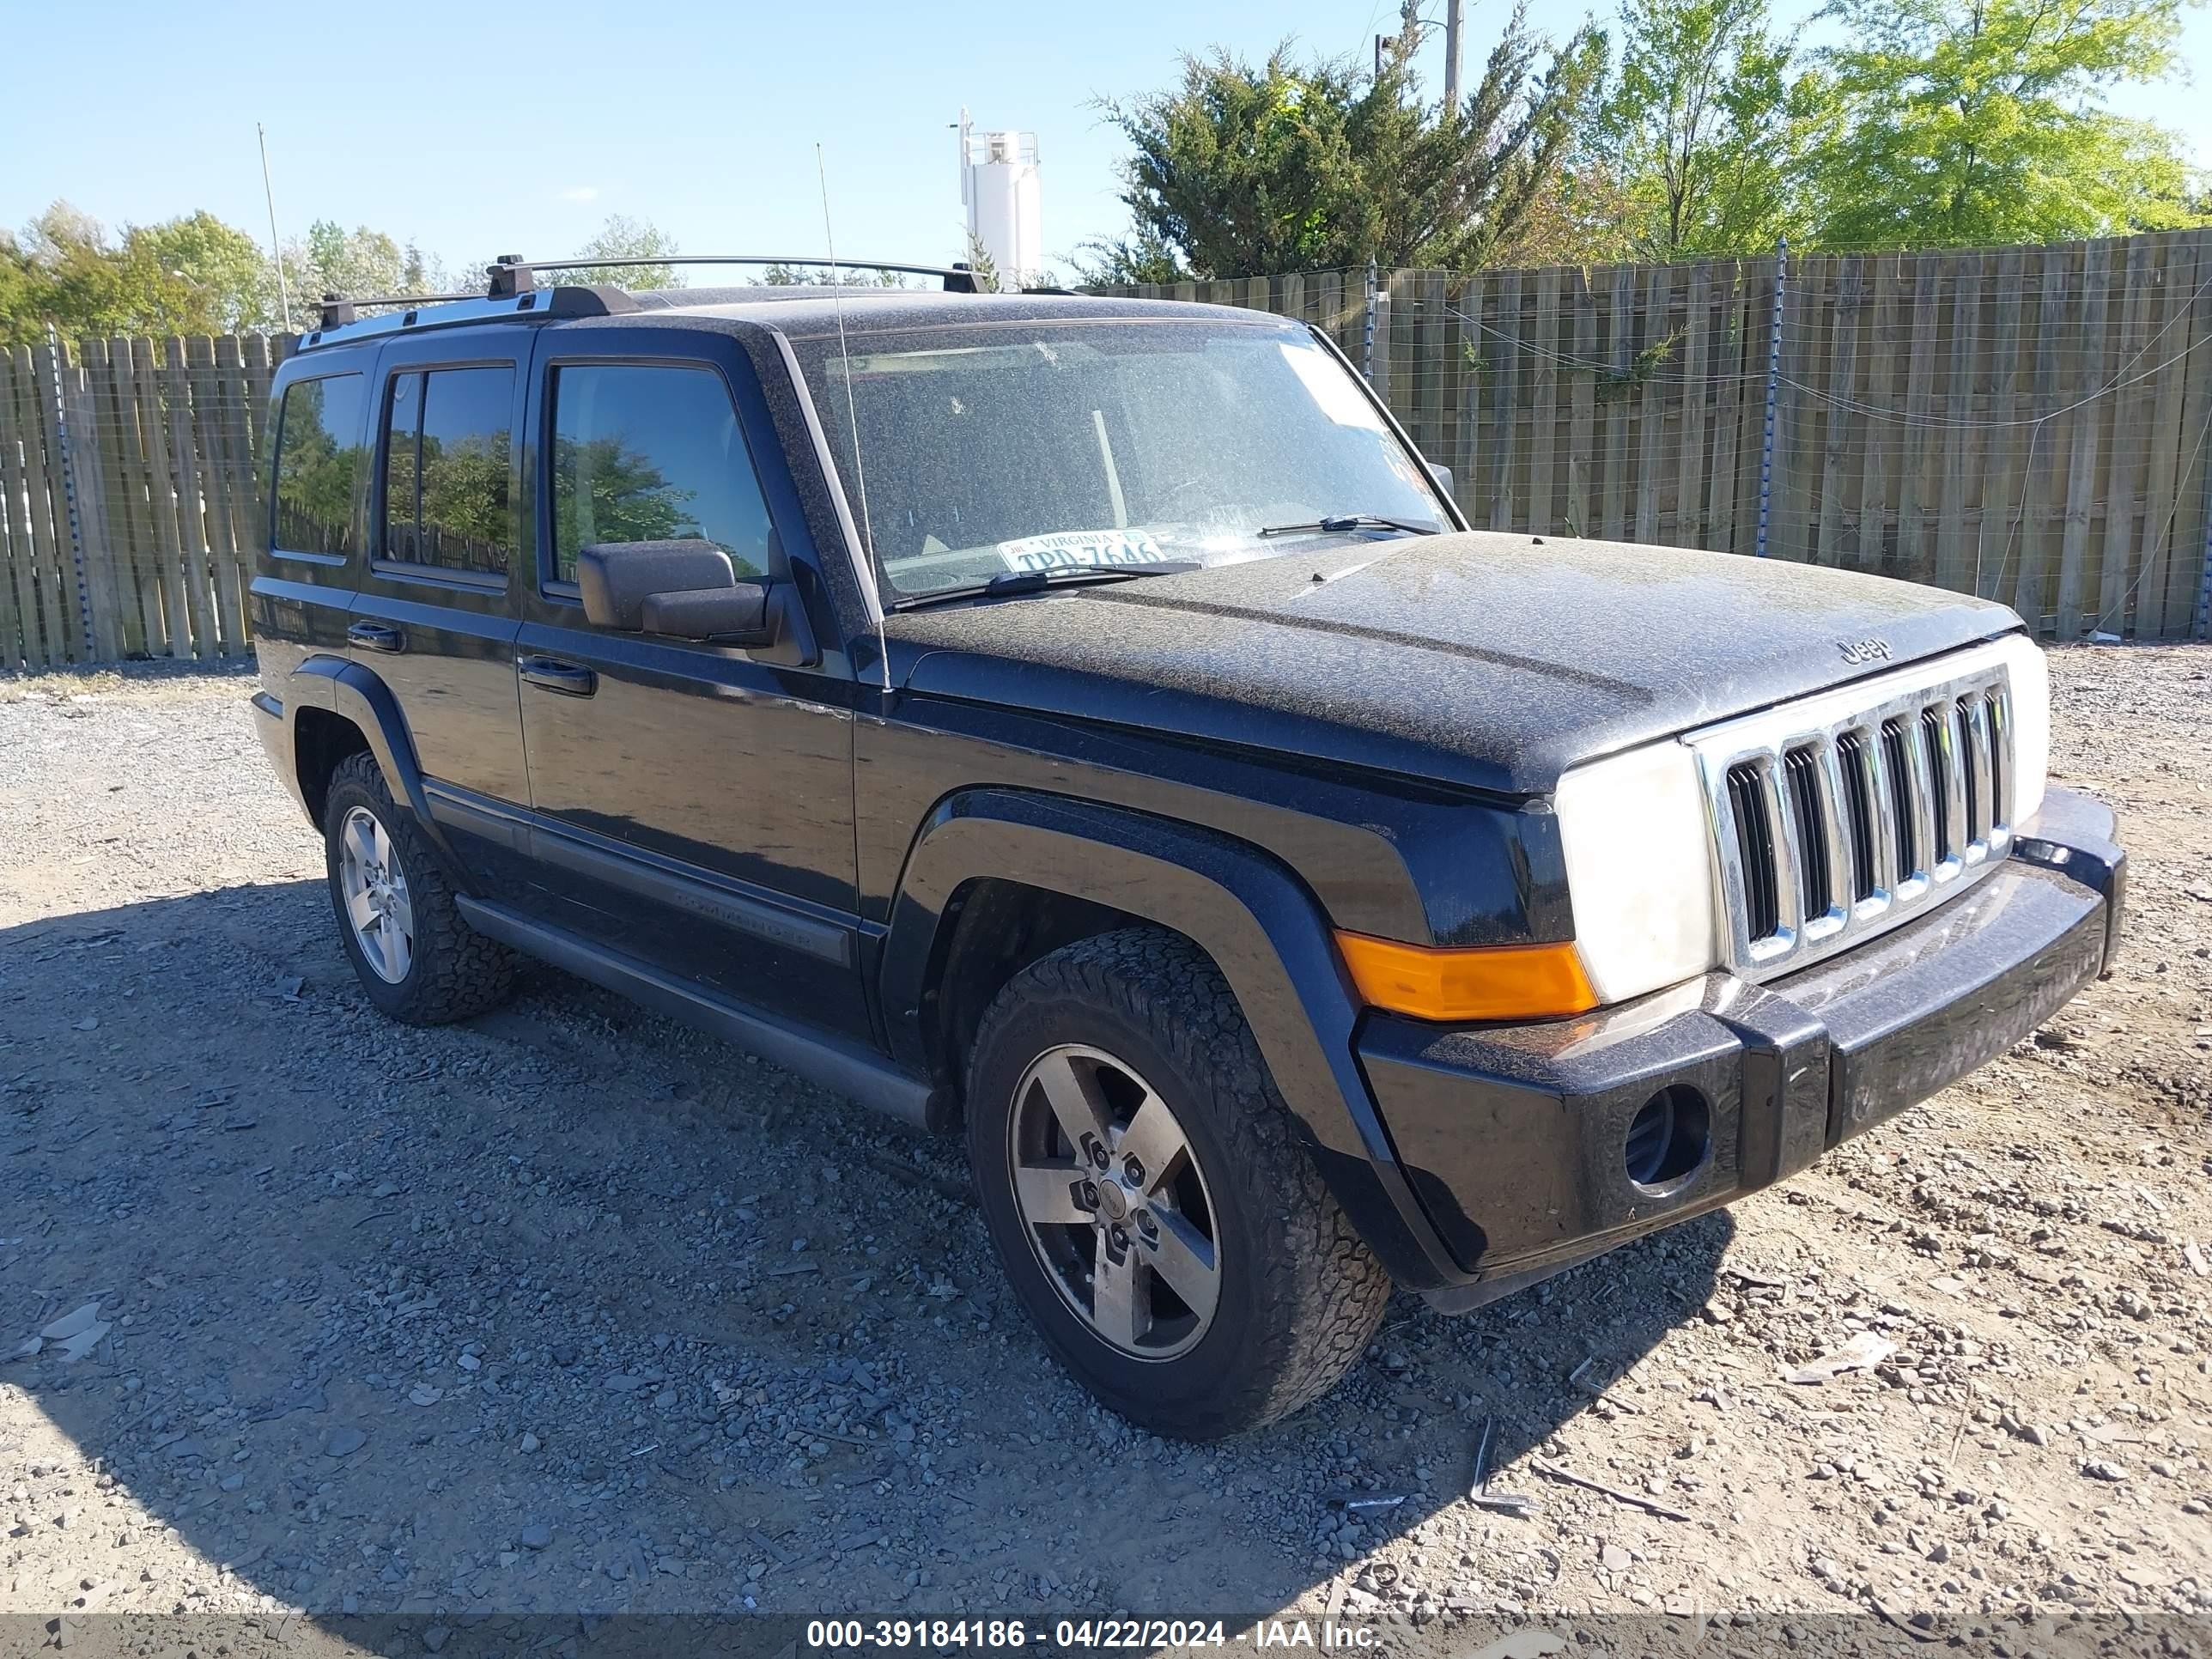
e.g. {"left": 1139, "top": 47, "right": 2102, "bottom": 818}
{"left": 380, "top": 366, "right": 514, "bottom": 577}
{"left": 548, "top": 363, "right": 777, "bottom": 586}
{"left": 270, "top": 374, "right": 366, "bottom": 556}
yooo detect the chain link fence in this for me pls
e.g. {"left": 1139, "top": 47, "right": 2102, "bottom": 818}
{"left": 1098, "top": 228, "right": 2212, "bottom": 642}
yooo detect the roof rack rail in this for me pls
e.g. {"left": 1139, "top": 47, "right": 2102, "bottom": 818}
{"left": 491, "top": 252, "right": 985, "bottom": 293}
{"left": 317, "top": 289, "right": 477, "bottom": 329}
{"left": 297, "top": 278, "right": 638, "bottom": 352}
{"left": 299, "top": 246, "right": 1067, "bottom": 352}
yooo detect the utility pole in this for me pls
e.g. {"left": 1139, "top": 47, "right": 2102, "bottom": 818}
{"left": 1443, "top": 0, "right": 1464, "bottom": 112}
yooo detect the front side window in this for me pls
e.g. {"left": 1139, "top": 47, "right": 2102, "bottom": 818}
{"left": 790, "top": 319, "right": 1448, "bottom": 603}
{"left": 380, "top": 366, "right": 514, "bottom": 576}
{"left": 270, "top": 374, "right": 366, "bottom": 556}
{"left": 548, "top": 363, "right": 777, "bottom": 586}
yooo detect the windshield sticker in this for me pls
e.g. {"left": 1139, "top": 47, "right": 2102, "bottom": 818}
{"left": 997, "top": 529, "right": 1172, "bottom": 573}
{"left": 1279, "top": 341, "right": 1388, "bottom": 431}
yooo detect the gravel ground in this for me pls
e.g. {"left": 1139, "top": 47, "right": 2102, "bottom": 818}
{"left": 0, "top": 646, "right": 2208, "bottom": 1656}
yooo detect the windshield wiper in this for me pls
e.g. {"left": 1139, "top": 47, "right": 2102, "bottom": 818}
{"left": 1256, "top": 514, "right": 1441, "bottom": 538}
{"left": 889, "top": 562, "right": 1201, "bottom": 611}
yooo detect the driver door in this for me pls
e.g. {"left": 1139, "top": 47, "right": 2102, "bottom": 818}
{"left": 511, "top": 342, "right": 868, "bottom": 1042}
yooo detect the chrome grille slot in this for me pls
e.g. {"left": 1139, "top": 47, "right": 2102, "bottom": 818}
{"left": 1959, "top": 696, "right": 1984, "bottom": 843}
{"left": 1835, "top": 731, "right": 1879, "bottom": 902}
{"left": 1783, "top": 745, "right": 1831, "bottom": 927}
{"left": 1726, "top": 761, "right": 1781, "bottom": 944}
{"left": 1880, "top": 717, "right": 1918, "bottom": 884}
{"left": 1920, "top": 705, "right": 1956, "bottom": 864}
{"left": 1690, "top": 649, "right": 2021, "bottom": 981}
{"left": 1985, "top": 690, "right": 2007, "bottom": 830}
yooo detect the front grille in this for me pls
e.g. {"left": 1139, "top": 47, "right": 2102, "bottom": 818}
{"left": 1690, "top": 652, "right": 2019, "bottom": 978}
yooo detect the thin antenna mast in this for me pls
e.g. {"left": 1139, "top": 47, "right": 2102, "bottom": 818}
{"left": 817, "top": 143, "right": 890, "bottom": 694}
{"left": 257, "top": 123, "right": 294, "bottom": 331}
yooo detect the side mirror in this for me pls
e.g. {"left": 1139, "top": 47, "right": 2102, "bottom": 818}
{"left": 1425, "top": 460, "right": 1455, "bottom": 501}
{"left": 641, "top": 584, "right": 769, "bottom": 641}
{"left": 577, "top": 539, "right": 775, "bottom": 647}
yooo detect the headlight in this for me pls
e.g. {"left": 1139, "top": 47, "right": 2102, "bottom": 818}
{"left": 1989, "top": 632, "right": 2050, "bottom": 823}
{"left": 1553, "top": 738, "right": 1719, "bottom": 1004}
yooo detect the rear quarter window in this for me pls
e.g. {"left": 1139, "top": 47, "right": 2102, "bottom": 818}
{"left": 270, "top": 374, "right": 367, "bottom": 556}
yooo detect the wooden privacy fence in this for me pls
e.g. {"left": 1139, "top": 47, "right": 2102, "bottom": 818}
{"left": 1105, "top": 227, "right": 2212, "bottom": 642}
{"left": 0, "top": 333, "right": 293, "bottom": 671}
{"left": 6, "top": 228, "right": 2212, "bottom": 672}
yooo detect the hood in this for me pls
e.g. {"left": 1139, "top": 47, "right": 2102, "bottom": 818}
{"left": 888, "top": 530, "right": 2023, "bottom": 796}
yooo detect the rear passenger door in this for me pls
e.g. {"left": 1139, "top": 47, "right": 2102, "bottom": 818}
{"left": 512, "top": 341, "right": 866, "bottom": 1041}
{"left": 351, "top": 337, "right": 531, "bottom": 887}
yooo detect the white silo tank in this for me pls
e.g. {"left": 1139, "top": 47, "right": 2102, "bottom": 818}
{"left": 960, "top": 113, "right": 1042, "bottom": 289}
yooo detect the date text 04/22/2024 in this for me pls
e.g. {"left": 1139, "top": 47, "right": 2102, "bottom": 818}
{"left": 802, "top": 1620, "right": 1382, "bottom": 1650}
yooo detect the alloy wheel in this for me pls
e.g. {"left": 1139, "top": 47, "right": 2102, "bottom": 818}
{"left": 1006, "top": 1043, "right": 1222, "bottom": 1360}
{"left": 337, "top": 805, "right": 413, "bottom": 984}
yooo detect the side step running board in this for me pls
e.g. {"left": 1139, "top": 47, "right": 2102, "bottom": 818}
{"left": 455, "top": 896, "right": 949, "bottom": 1133}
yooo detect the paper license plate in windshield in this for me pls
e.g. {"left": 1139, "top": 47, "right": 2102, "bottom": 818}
{"left": 997, "top": 530, "right": 1170, "bottom": 573}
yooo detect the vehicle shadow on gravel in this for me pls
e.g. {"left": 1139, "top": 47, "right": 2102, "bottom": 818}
{"left": 2, "top": 881, "right": 1729, "bottom": 1629}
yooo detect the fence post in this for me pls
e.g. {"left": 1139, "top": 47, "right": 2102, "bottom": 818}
{"left": 2197, "top": 456, "right": 2212, "bottom": 638}
{"left": 1754, "top": 239, "right": 1788, "bottom": 559}
{"left": 1363, "top": 260, "right": 1378, "bottom": 385}
{"left": 1370, "top": 275, "right": 1394, "bottom": 411}
{"left": 44, "top": 326, "right": 96, "bottom": 660}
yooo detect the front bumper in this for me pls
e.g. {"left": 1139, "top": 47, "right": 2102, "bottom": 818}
{"left": 1361, "top": 786, "right": 2124, "bottom": 1309}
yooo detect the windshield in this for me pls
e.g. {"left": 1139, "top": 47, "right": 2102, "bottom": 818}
{"left": 790, "top": 318, "right": 1449, "bottom": 602}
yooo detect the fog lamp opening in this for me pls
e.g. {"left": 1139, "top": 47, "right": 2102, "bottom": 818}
{"left": 1624, "top": 1085, "right": 1711, "bottom": 1190}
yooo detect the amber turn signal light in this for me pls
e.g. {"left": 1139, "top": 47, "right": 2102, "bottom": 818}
{"left": 1334, "top": 933, "right": 1599, "bottom": 1022}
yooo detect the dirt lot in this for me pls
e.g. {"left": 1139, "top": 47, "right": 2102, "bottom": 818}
{"left": 1, "top": 646, "right": 2209, "bottom": 1656}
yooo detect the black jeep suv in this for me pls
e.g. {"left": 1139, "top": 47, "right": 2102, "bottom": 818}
{"left": 250, "top": 262, "right": 2125, "bottom": 1439}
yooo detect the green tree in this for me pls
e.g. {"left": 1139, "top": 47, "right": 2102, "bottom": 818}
{"left": 1085, "top": 9, "right": 1607, "bottom": 281}
{"left": 561, "top": 214, "right": 684, "bottom": 289}
{"left": 0, "top": 201, "right": 283, "bottom": 344}
{"left": 129, "top": 211, "right": 281, "bottom": 331}
{"left": 1487, "top": 160, "right": 1643, "bottom": 266}
{"left": 1600, "top": 0, "right": 1826, "bottom": 257}
{"left": 960, "top": 231, "right": 1002, "bottom": 294}
{"left": 281, "top": 221, "right": 454, "bottom": 321}
{"left": 1808, "top": 0, "right": 2203, "bottom": 249}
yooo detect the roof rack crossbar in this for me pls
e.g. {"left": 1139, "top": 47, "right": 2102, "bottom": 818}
{"left": 317, "top": 289, "right": 499, "bottom": 328}
{"left": 343, "top": 290, "right": 479, "bottom": 308}
{"left": 501, "top": 252, "right": 981, "bottom": 292}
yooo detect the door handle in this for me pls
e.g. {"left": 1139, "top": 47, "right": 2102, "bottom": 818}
{"left": 347, "top": 621, "right": 404, "bottom": 653}
{"left": 519, "top": 655, "right": 598, "bottom": 696}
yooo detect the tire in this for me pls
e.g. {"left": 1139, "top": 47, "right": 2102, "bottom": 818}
{"left": 965, "top": 927, "right": 1390, "bottom": 1439}
{"left": 322, "top": 751, "right": 514, "bottom": 1024}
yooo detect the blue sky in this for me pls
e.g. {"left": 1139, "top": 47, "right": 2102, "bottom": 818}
{"left": 5, "top": 0, "right": 2209, "bottom": 283}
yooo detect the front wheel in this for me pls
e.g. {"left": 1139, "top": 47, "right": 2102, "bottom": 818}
{"left": 322, "top": 752, "right": 514, "bottom": 1024}
{"left": 965, "top": 929, "right": 1391, "bottom": 1439}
